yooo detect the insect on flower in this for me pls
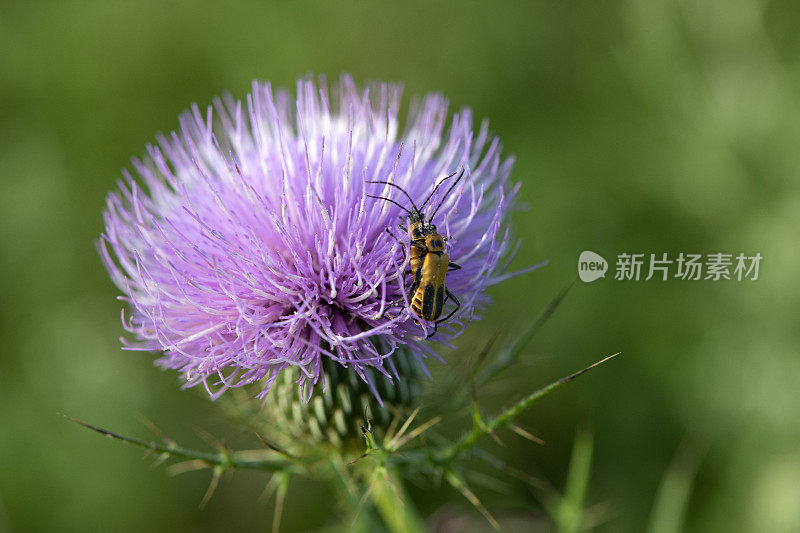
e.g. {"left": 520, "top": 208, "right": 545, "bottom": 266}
{"left": 367, "top": 169, "right": 465, "bottom": 336}
{"left": 99, "top": 75, "right": 533, "bottom": 401}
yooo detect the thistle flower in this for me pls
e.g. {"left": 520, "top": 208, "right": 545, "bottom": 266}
{"left": 99, "top": 75, "right": 531, "bottom": 401}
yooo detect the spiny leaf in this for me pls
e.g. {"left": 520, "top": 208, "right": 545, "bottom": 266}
{"left": 255, "top": 433, "right": 296, "bottom": 459}
{"left": 199, "top": 467, "right": 223, "bottom": 509}
{"left": 510, "top": 424, "right": 546, "bottom": 445}
{"left": 439, "top": 352, "right": 620, "bottom": 461}
{"left": 389, "top": 416, "right": 441, "bottom": 451}
{"left": 61, "top": 414, "right": 295, "bottom": 472}
{"left": 273, "top": 473, "right": 290, "bottom": 533}
{"left": 150, "top": 452, "right": 171, "bottom": 470}
{"left": 166, "top": 459, "right": 210, "bottom": 477}
{"left": 486, "top": 353, "right": 619, "bottom": 435}
{"left": 259, "top": 472, "right": 281, "bottom": 504}
{"left": 445, "top": 469, "right": 500, "bottom": 530}
{"left": 387, "top": 406, "right": 421, "bottom": 447}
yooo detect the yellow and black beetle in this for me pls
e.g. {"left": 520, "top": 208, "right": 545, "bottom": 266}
{"left": 367, "top": 169, "right": 464, "bottom": 336}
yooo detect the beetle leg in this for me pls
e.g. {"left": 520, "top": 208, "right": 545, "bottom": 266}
{"left": 432, "top": 289, "right": 461, "bottom": 329}
{"left": 378, "top": 296, "right": 406, "bottom": 320}
{"left": 385, "top": 228, "right": 408, "bottom": 265}
{"left": 447, "top": 262, "right": 462, "bottom": 271}
{"left": 426, "top": 291, "right": 455, "bottom": 338}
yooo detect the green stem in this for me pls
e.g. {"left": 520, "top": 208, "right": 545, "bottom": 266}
{"left": 370, "top": 467, "right": 427, "bottom": 533}
{"left": 556, "top": 427, "right": 594, "bottom": 533}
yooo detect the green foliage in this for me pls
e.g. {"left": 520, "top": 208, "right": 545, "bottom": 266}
{"left": 647, "top": 440, "right": 705, "bottom": 533}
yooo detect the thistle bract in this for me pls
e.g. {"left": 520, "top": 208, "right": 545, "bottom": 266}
{"left": 99, "top": 75, "right": 525, "bottom": 400}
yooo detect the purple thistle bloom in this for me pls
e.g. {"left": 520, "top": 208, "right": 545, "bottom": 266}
{"left": 99, "top": 75, "right": 535, "bottom": 401}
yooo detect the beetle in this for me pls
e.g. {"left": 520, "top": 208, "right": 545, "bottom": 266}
{"left": 366, "top": 169, "right": 464, "bottom": 336}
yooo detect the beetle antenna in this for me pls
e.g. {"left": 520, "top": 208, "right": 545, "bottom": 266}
{"left": 366, "top": 194, "right": 414, "bottom": 216}
{"left": 366, "top": 181, "right": 420, "bottom": 213}
{"left": 420, "top": 170, "right": 459, "bottom": 210}
{"left": 429, "top": 168, "right": 465, "bottom": 222}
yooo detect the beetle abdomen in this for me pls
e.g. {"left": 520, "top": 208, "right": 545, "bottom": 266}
{"left": 411, "top": 293, "right": 423, "bottom": 316}
{"left": 421, "top": 284, "right": 436, "bottom": 319}
{"left": 434, "top": 285, "right": 445, "bottom": 320}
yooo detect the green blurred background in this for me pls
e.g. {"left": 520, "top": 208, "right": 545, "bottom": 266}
{"left": 2, "top": 1, "right": 800, "bottom": 531}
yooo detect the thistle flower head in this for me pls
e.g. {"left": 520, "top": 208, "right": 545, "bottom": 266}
{"left": 99, "top": 75, "right": 527, "bottom": 400}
